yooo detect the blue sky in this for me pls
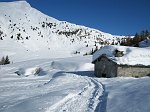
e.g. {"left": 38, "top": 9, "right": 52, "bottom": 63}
{"left": 0, "top": 0, "right": 150, "bottom": 35}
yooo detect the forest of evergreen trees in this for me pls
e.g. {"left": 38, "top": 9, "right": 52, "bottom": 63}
{"left": 120, "top": 30, "right": 150, "bottom": 47}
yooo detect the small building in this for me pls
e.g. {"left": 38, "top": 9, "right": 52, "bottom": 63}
{"left": 92, "top": 46, "right": 150, "bottom": 78}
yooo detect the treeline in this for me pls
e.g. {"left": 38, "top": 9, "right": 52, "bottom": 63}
{"left": 121, "top": 30, "right": 150, "bottom": 46}
{"left": 0, "top": 56, "right": 10, "bottom": 65}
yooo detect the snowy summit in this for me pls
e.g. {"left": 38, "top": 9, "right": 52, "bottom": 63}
{"left": 0, "top": 1, "right": 124, "bottom": 62}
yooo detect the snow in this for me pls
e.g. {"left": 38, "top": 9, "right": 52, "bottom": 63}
{"left": 15, "top": 67, "right": 42, "bottom": 76}
{"left": 0, "top": 1, "right": 150, "bottom": 112}
{"left": 0, "top": 1, "right": 125, "bottom": 62}
{"left": 98, "top": 77, "right": 150, "bottom": 112}
{"left": 139, "top": 38, "right": 150, "bottom": 47}
{"left": 93, "top": 45, "right": 150, "bottom": 66}
{"left": 0, "top": 56, "right": 103, "bottom": 112}
{"left": 0, "top": 56, "right": 150, "bottom": 112}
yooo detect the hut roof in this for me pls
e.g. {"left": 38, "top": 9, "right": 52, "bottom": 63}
{"left": 92, "top": 45, "right": 150, "bottom": 66}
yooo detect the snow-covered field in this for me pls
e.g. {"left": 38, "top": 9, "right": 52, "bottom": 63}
{"left": 0, "top": 1, "right": 150, "bottom": 112}
{"left": 0, "top": 55, "right": 150, "bottom": 112}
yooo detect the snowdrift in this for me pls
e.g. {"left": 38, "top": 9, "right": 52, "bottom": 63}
{"left": 15, "top": 67, "right": 43, "bottom": 76}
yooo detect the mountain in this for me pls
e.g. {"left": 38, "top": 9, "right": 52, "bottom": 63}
{"left": 0, "top": 2, "right": 150, "bottom": 112}
{"left": 0, "top": 1, "right": 125, "bottom": 62}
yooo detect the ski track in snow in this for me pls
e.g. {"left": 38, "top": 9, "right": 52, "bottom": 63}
{"left": 1, "top": 56, "right": 150, "bottom": 112}
{"left": 0, "top": 1, "right": 149, "bottom": 112}
{"left": 46, "top": 73, "right": 104, "bottom": 112}
{"left": 0, "top": 67, "right": 104, "bottom": 112}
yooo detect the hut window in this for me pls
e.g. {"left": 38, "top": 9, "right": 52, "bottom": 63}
{"left": 102, "top": 73, "right": 106, "bottom": 77}
{"left": 114, "top": 49, "right": 124, "bottom": 57}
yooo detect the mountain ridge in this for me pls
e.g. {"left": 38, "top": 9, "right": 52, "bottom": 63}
{"left": 0, "top": 1, "right": 125, "bottom": 62}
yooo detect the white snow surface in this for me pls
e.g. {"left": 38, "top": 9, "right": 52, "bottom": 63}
{"left": 0, "top": 1, "right": 125, "bottom": 62}
{"left": 0, "top": 1, "right": 150, "bottom": 112}
{"left": 93, "top": 45, "right": 150, "bottom": 66}
{"left": 0, "top": 56, "right": 103, "bottom": 112}
{"left": 0, "top": 56, "right": 150, "bottom": 112}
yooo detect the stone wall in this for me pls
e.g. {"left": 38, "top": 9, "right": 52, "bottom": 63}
{"left": 117, "top": 66, "right": 150, "bottom": 77}
{"left": 94, "top": 57, "right": 117, "bottom": 78}
{"left": 94, "top": 56, "right": 150, "bottom": 78}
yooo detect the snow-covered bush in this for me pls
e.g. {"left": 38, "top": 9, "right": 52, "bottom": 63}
{"left": 15, "top": 67, "right": 42, "bottom": 76}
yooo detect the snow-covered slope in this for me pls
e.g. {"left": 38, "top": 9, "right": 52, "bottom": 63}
{"left": 1, "top": 1, "right": 150, "bottom": 112}
{"left": 0, "top": 1, "right": 125, "bottom": 62}
{"left": 0, "top": 56, "right": 150, "bottom": 112}
{"left": 98, "top": 77, "right": 150, "bottom": 112}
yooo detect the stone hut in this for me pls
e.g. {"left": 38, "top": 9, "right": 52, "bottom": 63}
{"left": 92, "top": 46, "right": 150, "bottom": 78}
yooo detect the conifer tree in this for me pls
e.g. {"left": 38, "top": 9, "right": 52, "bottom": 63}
{"left": 145, "top": 30, "right": 149, "bottom": 37}
{"left": 0, "top": 56, "right": 10, "bottom": 65}
{"left": 5, "top": 56, "right": 10, "bottom": 64}
{"left": 0, "top": 56, "right": 5, "bottom": 65}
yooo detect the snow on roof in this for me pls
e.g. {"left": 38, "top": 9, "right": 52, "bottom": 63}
{"left": 92, "top": 45, "right": 150, "bottom": 66}
{"left": 139, "top": 38, "right": 150, "bottom": 47}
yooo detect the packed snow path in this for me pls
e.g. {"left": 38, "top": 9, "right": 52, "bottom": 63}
{"left": 0, "top": 56, "right": 150, "bottom": 112}
{"left": 0, "top": 57, "right": 104, "bottom": 112}
{"left": 46, "top": 73, "right": 104, "bottom": 112}
{"left": 0, "top": 71, "right": 104, "bottom": 112}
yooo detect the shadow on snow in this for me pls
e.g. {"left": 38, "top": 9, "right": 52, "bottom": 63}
{"left": 66, "top": 71, "right": 95, "bottom": 78}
